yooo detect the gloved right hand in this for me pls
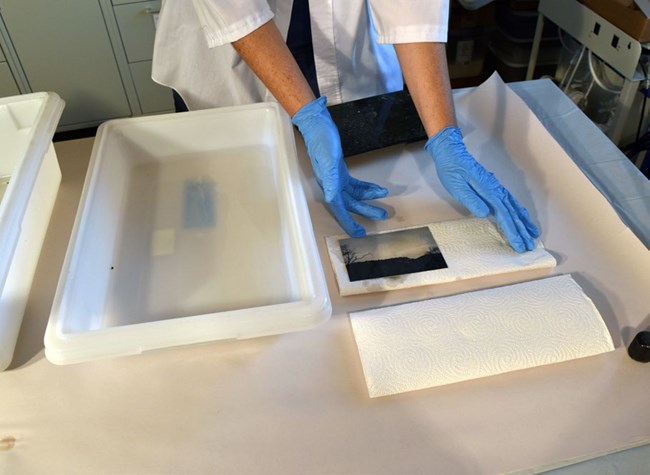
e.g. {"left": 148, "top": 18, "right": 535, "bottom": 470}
{"left": 425, "top": 126, "right": 539, "bottom": 253}
{"left": 292, "top": 96, "right": 389, "bottom": 237}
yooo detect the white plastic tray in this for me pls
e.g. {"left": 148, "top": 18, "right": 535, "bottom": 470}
{"left": 45, "top": 103, "right": 331, "bottom": 364}
{"left": 0, "top": 92, "right": 64, "bottom": 371}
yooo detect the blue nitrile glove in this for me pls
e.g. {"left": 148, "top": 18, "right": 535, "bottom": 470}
{"left": 425, "top": 126, "right": 540, "bottom": 253}
{"left": 292, "top": 96, "right": 388, "bottom": 237}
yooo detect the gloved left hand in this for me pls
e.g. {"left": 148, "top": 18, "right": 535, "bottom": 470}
{"left": 425, "top": 126, "right": 540, "bottom": 253}
{"left": 292, "top": 96, "right": 388, "bottom": 237}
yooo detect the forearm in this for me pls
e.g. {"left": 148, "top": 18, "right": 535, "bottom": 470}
{"left": 394, "top": 42, "right": 456, "bottom": 137}
{"left": 232, "top": 20, "right": 315, "bottom": 116}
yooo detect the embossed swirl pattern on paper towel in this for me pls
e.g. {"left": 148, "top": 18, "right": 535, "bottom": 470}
{"left": 428, "top": 217, "right": 550, "bottom": 281}
{"left": 349, "top": 275, "right": 614, "bottom": 398}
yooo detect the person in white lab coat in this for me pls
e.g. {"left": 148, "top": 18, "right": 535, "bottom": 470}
{"left": 152, "top": 0, "right": 539, "bottom": 252}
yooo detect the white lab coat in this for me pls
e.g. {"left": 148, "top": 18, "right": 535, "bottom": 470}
{"left": 152, "top": 0, "right": 449, "bottom": 110}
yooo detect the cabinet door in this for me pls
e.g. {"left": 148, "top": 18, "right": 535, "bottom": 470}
{"left": 0, "top": 62, "right": 19, "bottom": 98}
{"left": 130, "top": 61, "right": 173, "bottom": 114}
{"left": 0, "top": 0, "right": 131, "bottom": 126}
{"left": 114, "top": 1, "right": 160, "bottom": 63}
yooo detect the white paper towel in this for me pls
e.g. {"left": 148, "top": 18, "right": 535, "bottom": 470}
{"left": 349, "top": 275, "right": 614, "bottom": 398}
{"left": 326, "top": 217, "right": 556, "bottom": 296}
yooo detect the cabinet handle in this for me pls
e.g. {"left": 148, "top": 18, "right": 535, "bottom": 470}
{"left": 144, "top": 7, "right": 160, "bottom": 14}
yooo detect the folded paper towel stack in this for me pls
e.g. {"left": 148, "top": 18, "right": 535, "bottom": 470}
{"left": 349, "top": 274, "right": 614, "bottom": 398}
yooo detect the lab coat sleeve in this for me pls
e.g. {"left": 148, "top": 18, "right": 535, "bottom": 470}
{"left": 191, "top": 0, "right": 274, "bottom": 47}
{"left": 368, "top": 0, "right": 450, "bottom": 44}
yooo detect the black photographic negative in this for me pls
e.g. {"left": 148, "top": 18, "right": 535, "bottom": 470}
{"left": 339, "top": 227, "right": 448, "bottom": 282}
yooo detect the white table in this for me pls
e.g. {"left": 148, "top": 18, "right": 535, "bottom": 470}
{"left": 1, "top": 79, "right": 649, "bottom": 474}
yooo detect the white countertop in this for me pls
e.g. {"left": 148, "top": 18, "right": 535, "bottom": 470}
{"left": 1, "top": 79, "right": 649, "bottom": 474}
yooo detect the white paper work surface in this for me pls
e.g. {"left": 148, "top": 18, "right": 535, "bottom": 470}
{"left": 2, "top": 77, "right": 650, "bottom": 475}
{"left": 304, "top": 73, "right": 650, "bottom": 472}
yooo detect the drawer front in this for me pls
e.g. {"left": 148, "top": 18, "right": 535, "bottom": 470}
{"left": 130, "top": 61, "right": 173, "bottom": 114}
{"left": 0, "top": 62, "right": 20, "bottom": 98}
{"left": 114, "top": 0, "right": 160, "bottom": 63}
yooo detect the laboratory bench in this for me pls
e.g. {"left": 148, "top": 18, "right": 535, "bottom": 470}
{"left": 1, "top": 79, "right": 649, "bottom": 474}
